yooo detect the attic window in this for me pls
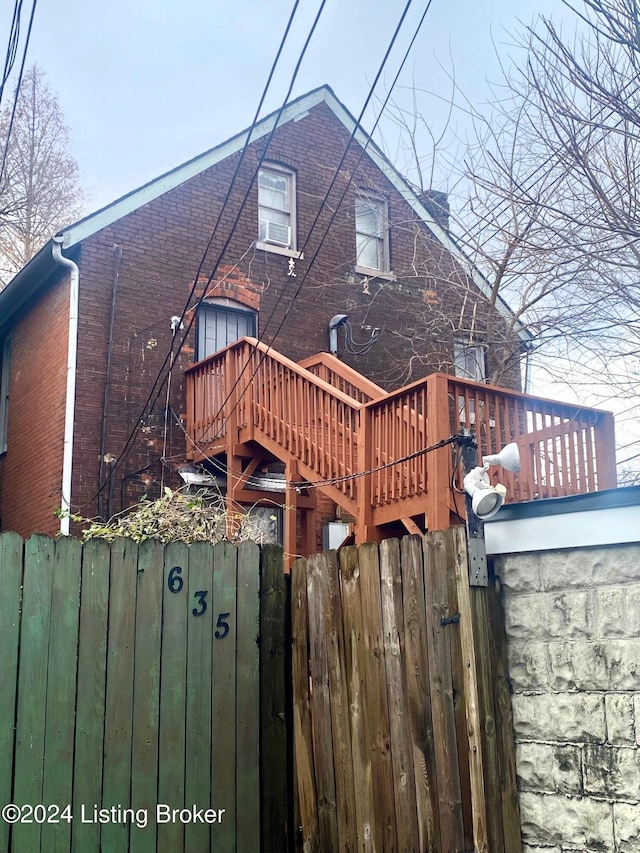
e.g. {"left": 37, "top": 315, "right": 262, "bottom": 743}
{"left": 258, "top": 165, "right": 296, "bottom": 251}
{"left": 355, "top": 193, "right": 389, "bottom": 273}
{"left": 454, "top": 340, "right": 487, "bottom": 383}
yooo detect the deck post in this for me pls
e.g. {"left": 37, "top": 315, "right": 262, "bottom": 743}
{"left": 284, "top": 461, "right": 300, "bottom": 574}
{"left": 595, "top": 411, "right": 617, "bottom": 490}
{"left": 225, "top": 347, "right": 242, "bottom": 541}
{"left": 425, "top": 374, "right": 453, "bottom": 531}
{"left": 355, "top": 405, "right": 378, "bottom": 544}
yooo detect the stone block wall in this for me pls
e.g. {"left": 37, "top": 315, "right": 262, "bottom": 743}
{"left": 494, "top": 544, "right": 640, "bottom": 853}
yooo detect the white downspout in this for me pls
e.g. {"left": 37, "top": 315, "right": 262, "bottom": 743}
{"left": 52, "top": 236, "right": 79, "bottom": 535}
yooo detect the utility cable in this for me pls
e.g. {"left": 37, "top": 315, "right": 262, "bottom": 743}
{"left": 0, "top": 0, "right": 37, "bottom": 187}
{"left": 77, "top": 0, "right": 326, "bottom": 510}
{"left": 199, "top": 0, "right": 433, "bottom": 446}
{"left": 0, "top": 0, "right": 23, "bottom": 110}
{"left": 289, "top": 434, "right": 461, "bottom": 490}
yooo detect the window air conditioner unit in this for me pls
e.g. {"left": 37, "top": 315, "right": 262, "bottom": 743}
{"left": 259, "top": 220, "right": 291, "bottom": 247}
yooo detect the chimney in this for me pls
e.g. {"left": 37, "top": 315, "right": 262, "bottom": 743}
{"left": 419, "top": 189, "right": 450, "bottom": 232}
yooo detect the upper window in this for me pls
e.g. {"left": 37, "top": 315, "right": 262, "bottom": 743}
{"left": 355, "top": 194, "right": 389, "bottom": 273}
{"left": 454, "top": 340, "right": 487, "bottom": 383}
{"left": 0, "top": 335, "right": 11, "bottom": 454}
{"left": 258, "top": 166, "right": 296, "bottom": 250}
{"left": 197, "top": 301, "right": 257, "bottom": 361}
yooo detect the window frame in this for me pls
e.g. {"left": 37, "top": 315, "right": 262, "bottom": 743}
{"left": 0, "top": 335, "right": 11, "bottom": 454}
{"left": 257, "top": 163, "right": 299, "bottom": 255}
{"left": 453, "top": 339, "right": 487, "bottom": 383}
{"left": 355, "top": 192, "right": 390, "bottom": 275}
{"left": 196, "top": 300, "right": 258, "bottom": 362}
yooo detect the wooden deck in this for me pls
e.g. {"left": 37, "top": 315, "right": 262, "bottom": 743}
{"left": 185, "top": 337, "right": 617, "bottom": 559}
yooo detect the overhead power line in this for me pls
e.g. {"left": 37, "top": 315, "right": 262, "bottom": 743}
{"left": 0, "top": 0, "right": 37, "bottom": 186}
{"left": 200, "top": 0, "right": 435, "bottom": 453}
{"left": 76, "top": 0, "right": 326, "bottom": 510}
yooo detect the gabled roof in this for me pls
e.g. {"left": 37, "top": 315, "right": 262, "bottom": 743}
{"left": 0, "top": 84, "right": 532, "bottom": 342}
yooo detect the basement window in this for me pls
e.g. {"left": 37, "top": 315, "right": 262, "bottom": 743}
{"left": 196, "top": 301, "right": 257, "bottom": 361}
{"left": 0, "top": 335, "right": 11, "bottom": 454}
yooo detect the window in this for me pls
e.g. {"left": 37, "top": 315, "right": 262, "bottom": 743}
{"left": 0, "top": 335, "right": 11, "bottom": 454}
{"left": 258, "top": 166, "right": 295, "bottom": 250}
{"left": 197, "top": 301, "right": 257, "bottom": 361}
{"left": 355, "top": 194, "right": 389, "bottom": 273}
{"left": 454, "top": 340, "right": 487, "bottom": 382}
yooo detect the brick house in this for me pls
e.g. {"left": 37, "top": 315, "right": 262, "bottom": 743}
{"left": 0, "top": 85, "right": 540, "bottom": 544}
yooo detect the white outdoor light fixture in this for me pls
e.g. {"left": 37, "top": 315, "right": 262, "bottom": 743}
{"left": 463, "top": 442, "right": 521, "bottom": 521}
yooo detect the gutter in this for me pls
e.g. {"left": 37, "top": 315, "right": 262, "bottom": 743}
{"left": 52, "top": 237, "right": 79, "bottom": 535}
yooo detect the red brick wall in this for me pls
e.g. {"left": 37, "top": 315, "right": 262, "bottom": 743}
{"left": 0, "top": 277, "right": 69, "bottom": 535}
{"left": 5, "top": 101, "right": 521, "bottom": 531}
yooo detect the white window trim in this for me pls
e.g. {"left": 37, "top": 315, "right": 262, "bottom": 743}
{"left": 355, "top": 192, "right": 390, "bottom": 274}
{"left": 258, "top": 163, "right": 297, "bottom": 252}
{"left": 454, "top": 339, "right": 487, "bottom": 383}
{"left": 0, "top": 335, "right": 11, "bottom": 454}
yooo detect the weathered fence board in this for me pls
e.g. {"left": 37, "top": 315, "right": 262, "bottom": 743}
{"left": 0, "top": 533, "right": 286, "bottom": 853}
{"left": 293, "top": 529, "right": 521, "bottom": 853}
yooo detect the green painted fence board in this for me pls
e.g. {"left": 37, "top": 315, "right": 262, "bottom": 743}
{"left": 0, "top": 535, "right": 275, "bottom": 853}
{"left": 235, "top": 541, "right": 260, "bottom": 852}
{"left": 185, "top": 541, "right": 214, "bottom": 853}
{"left": 12, "top": 535, "right": 55, "bottom": 853}
{"left": 211, "top": 540, "right": 238, "bottom": 853}
{"left": 130, "top": 540, "right": 163, "bottom": 853}
{"left": 71, "top": 537, "right": 110, "bottom": 853}
{"left": 41, "top": 537, "right": 82, "bottom": 853}
{"left": 157, "top": 541, "right": 189, "bottom": 853}
{"left": 0, "top": 532, "right": 23, "bottom": 853}
{"left": 101, "top": 538, "right": 138, "bottom": 853}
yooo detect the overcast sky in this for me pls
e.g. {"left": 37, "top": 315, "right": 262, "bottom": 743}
{"left": 20, "top": 0, "right": 571, "bottom": 209}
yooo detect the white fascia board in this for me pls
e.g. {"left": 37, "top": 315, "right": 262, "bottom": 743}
{"left": 60, "top": 88, "right": 330, "bottom": 249}
{"left": 486, "top": 504, "right": 640, "bottom": 554}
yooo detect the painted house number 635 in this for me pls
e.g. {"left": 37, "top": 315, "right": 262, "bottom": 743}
{"left": 167, "top": 566, "right": 230, "bottom": 637}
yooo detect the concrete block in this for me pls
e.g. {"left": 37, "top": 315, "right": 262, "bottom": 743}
{"left": 553, "top": 744, "right": 582, "bottom": 795}
{"left": 505, "top": 591, "right": 595, "bottom": 642}
{"left": 517, "top": 742, "right": 555, "bottom": 792}
{"left": 583, "top": 744, "right": 640, "bottom": 800}
{"left": 613, "top": 802, "right": 640, "bottom": 853}
{"left": 517, "top": 743, "right": 582, "bottom": 795}
{"left": 508, "top": 642, "right": 550, "bottom": 691}
{"left": 547, "top": 640, "right": 640, "bottom": 692}
{"left": 596, "top": 585, "right": 640, "bottom": 638}
{"left": 519, "top": 791, "right": 613, "bottom": 849}
{"left": 539, "top": 545, "right": 640, "bottom": 591}
{"left": 605, "top": 693, "right": 635, "bottom": 745}
{"left": 496, "top": 553, "right": 542, "bottom": 593}
{"left": 512, "top": 693, "right": 605, "bottom": 743}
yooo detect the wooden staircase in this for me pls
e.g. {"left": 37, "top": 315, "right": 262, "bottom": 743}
{"left": 185, "top": 338, "right": 617, "bottom": 564}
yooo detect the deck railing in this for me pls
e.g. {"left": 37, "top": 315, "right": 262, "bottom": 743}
{"left": 185, "top": 339, "right": 361, "bottom": 508}
{"left": 185, "top": 341, "right": 617, "bottom": 531}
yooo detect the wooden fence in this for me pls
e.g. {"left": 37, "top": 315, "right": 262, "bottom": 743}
{"left": 0, "top": 534, "right": 288, "bottom": 853}
{"left": 292, "top": 529, "right": 522, "bottom": 853}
